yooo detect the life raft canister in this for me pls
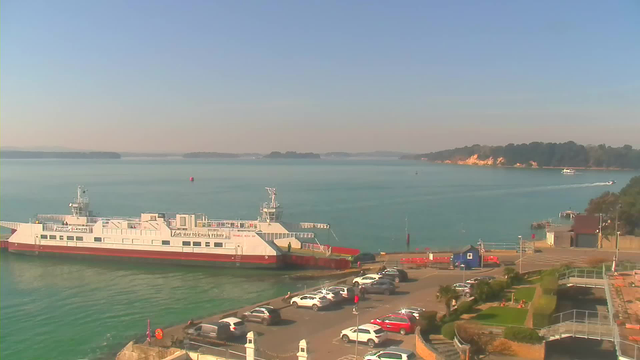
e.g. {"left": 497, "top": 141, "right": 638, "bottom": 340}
{"left": 155, "top": 328, "right": 164, "bottom": 340}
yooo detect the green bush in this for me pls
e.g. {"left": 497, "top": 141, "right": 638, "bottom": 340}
{"left": 532, "top": 294, "right": 557, "bottom": 327}
{"left": 489, "top": 280, "right": 508, "bottom": 297}
{"left": 456, "top": 301, "right": 475, "bottom": 315}
{"left": 504, "top": 326, "right": 544, "bottom": 344}
{"left": 540, "top": 275, "right": 558, "bottom": 295}
{"left": 441, "top": 322, "right": 456, "bottom": 340}
{"left": 417, "top": 311, "right": 439, "bottom": 334}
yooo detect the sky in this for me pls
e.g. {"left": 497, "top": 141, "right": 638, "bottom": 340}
{"left": 2, "top": 1, "right": 640, "bottom": 153}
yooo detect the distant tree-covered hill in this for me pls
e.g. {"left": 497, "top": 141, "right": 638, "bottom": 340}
{"left": 183, "top": 152, "right": 240, "bottom": 159}
{"left": 263, "top": 151, "right": 320, "bottom": 159}
{"left": 0, "top": 151, "right": 121, "bottom": 159}
{"left": 402, "top": 142, "right": 640, "bottom": 169}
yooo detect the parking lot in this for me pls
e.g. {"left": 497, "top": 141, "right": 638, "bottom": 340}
{"left": 178, "top": 247, "right": 640, "bottom": 359}
{"left": 190, "top": 267, "right": 469, "bottom": 359}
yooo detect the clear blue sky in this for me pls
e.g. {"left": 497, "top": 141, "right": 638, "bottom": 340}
{"left": 2, "top": 1, "right": 639, "bottom": 153}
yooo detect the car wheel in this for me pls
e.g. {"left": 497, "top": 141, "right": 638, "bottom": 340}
{"left": 292, "top": 301, "right": 299, "bottom": 308}
{"left": 353, "top": 281, "right": 359, "bottom": 287}
{"left": 312, "top": 304, "right": 319, "bottom": 311}
{"left": 400, "top": 328, "right": 407, "bottom": 335}
{"left": 384, "top": 289, "right": 390, "bottom": 295}
{"left": 367, "top": 339, "right": 376, "bottom": 347}
{"left": 394, "top": 277, "right": 400, "bottom": 283}
{"left": 262, "top": 318, "right": 269, "bottom": 326}
{"left": 342, "top": 335, "right": 350, "bottom": 343}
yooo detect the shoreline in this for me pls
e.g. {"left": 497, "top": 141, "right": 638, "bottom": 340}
{"left": 415, "top": 161, "right": 636, "bottom": 171}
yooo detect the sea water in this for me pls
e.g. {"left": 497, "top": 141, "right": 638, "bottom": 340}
{"left": 1, "top": 159, "right": 637, "bottom": 359}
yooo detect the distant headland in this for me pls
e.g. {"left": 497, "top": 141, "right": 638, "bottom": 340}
{"left": 0, "top": 151, "right": 121, "bottom": 159}
{"left": 401, "top": 142, "right": 640, "bottom": 170}
{"left": 262, "top": 151, "right": 321, "bottom": 159}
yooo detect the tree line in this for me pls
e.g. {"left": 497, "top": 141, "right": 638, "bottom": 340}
{"left": 585, "top": 176, "right": 640, "bottom": 236}
{"left": 403, "top": 141, "right": 640, "bottom": 169}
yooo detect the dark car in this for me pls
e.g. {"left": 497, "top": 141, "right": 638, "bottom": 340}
{"left": 185, "top": 322, "right": 233, "bottom": 341}
{"left": 352, "top": 252, "right": 377, "bottom": 265}
{"left": 377, "top": 268, "right": 409, "bottom": 283}
{"left": 241, "top": 306, "right": 282, "bottom": 325}
{"left": 362, "top": 280, "right": 396, "bottom": 295}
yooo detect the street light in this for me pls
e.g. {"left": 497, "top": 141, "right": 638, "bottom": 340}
{"left": 518, "top": 236, "right": 523, "bottom": 273}
{"left": 615, "top": 204, "right": 621, "bottom": 262}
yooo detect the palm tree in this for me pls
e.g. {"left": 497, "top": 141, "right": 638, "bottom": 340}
{"left": 437, "top": 285, "right": 460, "bottom": 317}
{"left": 503, "top": 267, "right": 516, "bottom": 279}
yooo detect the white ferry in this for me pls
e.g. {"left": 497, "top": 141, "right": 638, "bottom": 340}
{"left": 0, "top": 187, "right": 335, "bottom": 268}
{"left": 561, "top": 168, "right": 576, "bottom": 175}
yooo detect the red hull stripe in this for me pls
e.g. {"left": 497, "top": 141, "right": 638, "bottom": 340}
{"left": 8, "top": 242, "right": 279, "bottom": 265}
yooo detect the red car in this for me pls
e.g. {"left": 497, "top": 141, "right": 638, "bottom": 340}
{"left": 370, "top": 313, "right": 417, "bottom": 335}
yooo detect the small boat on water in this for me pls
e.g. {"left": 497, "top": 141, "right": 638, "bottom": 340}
{"left": 561, "top": 168, "right": 576, "bottom": 175}
{"left": 606, "top": 180, "right": 616, "bottom": 185}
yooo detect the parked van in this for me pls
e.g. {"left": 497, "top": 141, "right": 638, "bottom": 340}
{"left": 185, "top": 322, "right": 233, "bottom": 341}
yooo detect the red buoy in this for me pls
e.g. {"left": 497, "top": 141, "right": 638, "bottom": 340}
{"left": 189, "top": 177, "right": 194, "bottom": 182}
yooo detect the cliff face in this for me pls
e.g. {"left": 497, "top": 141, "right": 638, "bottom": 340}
{"left": 434, "top": 154, "right": 505, "bottom": 166}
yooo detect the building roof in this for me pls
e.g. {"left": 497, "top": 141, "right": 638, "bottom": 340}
{"left": 572, "top": 215, "right": 600, "bottom": 234}
{"left": 456, "top": 245, "right": 478, "bottom": 254}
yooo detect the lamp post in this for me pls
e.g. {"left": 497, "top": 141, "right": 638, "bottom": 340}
{"left": 354, "top": 309, "right": 359, "bottom": 359}
{"left": 615, "top": 205, "right": 621, "bottom": 262}
{"left": 518, "top": 236, "right": 523, "bottom": 273}
{"left": 478, "top": 239, "right": 484, "bottom": 269}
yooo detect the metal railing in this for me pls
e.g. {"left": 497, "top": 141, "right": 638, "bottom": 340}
{"left": 603, "top": 267, "right": 640, "bottom": 360}
{"left": 184, "top": 340, "right": 268, "bottom": 360}
{"left": 542, "top": 310, "right": 613, "bottom": 341}
{"left": 558, "top": 268, "right": 605, "bottom": 281}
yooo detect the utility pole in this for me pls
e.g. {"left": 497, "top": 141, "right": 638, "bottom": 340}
{"left": 518, "top": 236, "right": 523, "bottom": 273}
{"left": 598, "top": 213, "right": 603, "bottom": 248}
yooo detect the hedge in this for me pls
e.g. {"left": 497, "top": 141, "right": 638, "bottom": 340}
{"left": 456, "top": 301, "right": 475, "bottom": 315}
{"left": 504, "top": 326, "right": 544, "bottom": 344}
{"left": 441, "top": 322, "right": 456, "bottom": 340}
{"left": 532, "top": 294, "right": 557, "bottom": 328}
{"left": 417, "top": 310, "right": 439, "bottom": 334}
{"left": 540, "top": 275, "right": 558, "bottom": 295}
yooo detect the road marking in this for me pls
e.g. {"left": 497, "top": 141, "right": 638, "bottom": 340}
{"left": 420, "top": 271, "right": 440, "bottom": 279}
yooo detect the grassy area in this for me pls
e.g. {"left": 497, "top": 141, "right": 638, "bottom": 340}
{"left": 473, "top": 306, "right": 528, "bottom": 326}
{"left": 515, "top": 286, "right": 536, "bottom": 302}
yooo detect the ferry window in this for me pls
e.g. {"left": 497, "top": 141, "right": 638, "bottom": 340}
{"left": 76, "top": 236, "right": 83, "bottom": 241}
{"left": 162, "top": 240, "right": 171, "bottom": 246}
{"left": 94, "top": 237, "right": 102, "bottom": 242}
{"left": 67, "top": 236, "right": 74, "bottom": 240}
{"left": 40, "top": 234, "right": 48, "bottom": 239}
{"left": 214, "top": 242, "right": 223, "bottom": 248}
{"left": 103, "top": 237, "right": 111, "bottom": 243}
{"left": 182, "top": 241, "right": 191, "bottom": 246}
{"left": 205, "top": 242, "right": 210, "bottom": 247}
{"left": 123, "top": 238, "right": 131, "bottom": 244}
{"left": 193, "top": 241, "right": 202, "bottom": 247}
{"left": 180, "top": 217, "right": 186, "bottom": 227}
{"left": 150, "top": 215, "right": 157, "bottom": 221}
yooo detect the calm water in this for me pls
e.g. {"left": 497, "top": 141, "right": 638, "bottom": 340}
{"left": 1, "top": 159, "right": 638, "bottom": 360}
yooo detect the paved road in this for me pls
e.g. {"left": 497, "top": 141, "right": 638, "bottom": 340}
{"left": 189, "top": 247, "right": 640, "bottom": 360}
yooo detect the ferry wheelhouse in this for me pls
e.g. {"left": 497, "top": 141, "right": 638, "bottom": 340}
{"left": 561, "top": 168, "right": 576, "bottom": 175}
{"left": 0, "top": 187, "right": 333, "bottom": 268}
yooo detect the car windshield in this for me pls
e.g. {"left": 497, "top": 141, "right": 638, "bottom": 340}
{"left": 408, "top": 316, "right": 417, "bottom": 324}
{"left": 319, "top": 296, "right": 329, "bottom": 301}
{"left": 407, "top": 353, "right": 417, "bottom": 360}
{"left": 373, "top": 328, "right": 385, "bottom": 335}
{"left": 234, "top": 320, "right": 245, "bottom": 326}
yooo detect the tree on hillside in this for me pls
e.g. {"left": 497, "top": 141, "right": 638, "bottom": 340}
{"left": 585, "top": 176, "right": 640, "bottom": 236}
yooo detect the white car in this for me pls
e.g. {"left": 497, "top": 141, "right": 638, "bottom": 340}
{"left": 465, "top": 277, "right": 481, "bottom": 284}
{"left": 310, "top": 289, "right": 341, "bottom": 302}
{"left": 452, "top": 283, "right": 471, "bottom": 291}
{"left": 219, "top": 317, "right": 247, "bottom": 336}
{"left": 364, "top": 347, "right": 417, "bottom": 360}
{"left": 328, "top": 285, "right": 356, "bottom": 300}
{"left": 353, "top": 274, "right": 382, "bottom": 287}
{"left": 398, "top": 307, "right": 425, "bottom": 319}
{"left": 340, "top": 324, "right": 388, "bottom": 348}
{"left": 290, "top": 294, "right": 332, "bottom": 311}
